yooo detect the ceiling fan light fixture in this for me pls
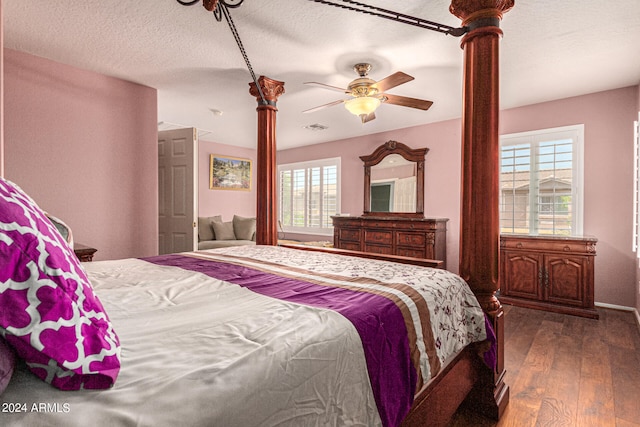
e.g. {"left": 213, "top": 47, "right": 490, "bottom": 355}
{"left": 344, "top": 96, "right": 381, "bottom": 117}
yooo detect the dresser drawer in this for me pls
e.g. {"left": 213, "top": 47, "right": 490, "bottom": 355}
{"left": 338, "top": 228, "right": 361, "bottom": 242}
{"left": 364, "top": 230, "right": 392, "bottom": 244}
{"left": 338, "top": 241, "right": 361, "bottom": 251}
{"left": 367, "top": 221, "right": 394, "bottom": 229}
{"left": 500, "top": 237, "right": 596, "bottom": 255}
{"left": 397, "top": 247, "right": 426, "bottom": 258}
{"left": 396, "top": 232, "right": 425, "bottom": 247}
{"left": 364, "top": 244, "right": 394, "bottom": 255}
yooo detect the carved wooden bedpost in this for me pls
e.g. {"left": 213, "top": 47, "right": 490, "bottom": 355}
{"left": 450, "top": 0, "right": 513, "bottom": 419}
{"left": 250, "top": 76, "right": 285, "bottom": 245}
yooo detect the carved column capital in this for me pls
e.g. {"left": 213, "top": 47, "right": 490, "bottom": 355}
{"left": 450, "top": 0, "right": 514, "bottom": 25}
{"left": 249, "top": 76, "right": 285, "bottom": 105}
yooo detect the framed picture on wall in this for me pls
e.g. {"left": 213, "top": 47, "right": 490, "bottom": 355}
{"left": 209, "top": 155, "right": 252, "bottom": 191}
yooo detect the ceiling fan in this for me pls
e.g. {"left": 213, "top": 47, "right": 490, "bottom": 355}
{"left": 303, "top": 63, "right": 433, "bottom": 123}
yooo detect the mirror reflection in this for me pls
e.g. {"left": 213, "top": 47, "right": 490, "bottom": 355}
{"left": 370, "top": 154, "right": 417, "bottom": 212}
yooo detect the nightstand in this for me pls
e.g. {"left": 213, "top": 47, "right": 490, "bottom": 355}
{"left": 74, "top": 243, "right": 97, "bottom": 262}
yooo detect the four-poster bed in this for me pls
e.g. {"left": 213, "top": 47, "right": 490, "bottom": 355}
{"left": 0, "top": 1, "right": 513, "bottom": 426}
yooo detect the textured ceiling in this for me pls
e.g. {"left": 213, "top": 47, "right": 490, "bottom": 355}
{"left": 4, "top": 1, "right": 640, "bottom": 149}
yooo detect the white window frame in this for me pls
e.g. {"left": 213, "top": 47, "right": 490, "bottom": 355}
{"left": 633, "top": 112, "right": 640, "bottom": 255}
{"left": 277, "top": 157, "right": 341, "bottom": 236}
{"left": 500, "top": 124, "right": 584, "bottom": 236}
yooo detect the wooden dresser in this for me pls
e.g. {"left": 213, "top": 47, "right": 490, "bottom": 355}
{"left": 332, "top": 216, "right": 448, "bottom": 268}
{"left": 499, "top": 234, "right": 598, "bottom": 319}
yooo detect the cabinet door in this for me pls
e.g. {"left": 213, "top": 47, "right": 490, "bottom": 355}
{"left": 502, "top": 251, "right": 543, "bottom": 300}
{"left": 545, "top": 255, "right": 587, "bottom": 307}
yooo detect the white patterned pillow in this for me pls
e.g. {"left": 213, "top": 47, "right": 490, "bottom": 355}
{"left": 0, "top": 177, "right": 121, "bottom": 390}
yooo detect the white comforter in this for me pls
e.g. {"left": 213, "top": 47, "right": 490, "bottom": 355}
{"left": 1, "top": 246, "right": 486, "bottom": 427}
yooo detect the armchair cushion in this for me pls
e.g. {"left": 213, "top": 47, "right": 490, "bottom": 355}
{"left": 233, "top": 215, "right": 256, "bottom": 241}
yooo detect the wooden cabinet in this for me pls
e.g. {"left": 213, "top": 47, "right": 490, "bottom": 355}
{"left": 332, "top": 216, "right": 448, "bottom": 268}
{"left": 499, "top": 235, "right": 598, "bottom": 319}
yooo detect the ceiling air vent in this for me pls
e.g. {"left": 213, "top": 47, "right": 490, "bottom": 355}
{"left": 303, "top": 123, "right": 329, "bottom": 131}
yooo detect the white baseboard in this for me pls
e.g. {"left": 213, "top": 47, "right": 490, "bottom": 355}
{"left": 595, "top": 302, "right": 635, "bottom": 311}
{"left": 595, "top": 302, "right": 640, "bottom": 329}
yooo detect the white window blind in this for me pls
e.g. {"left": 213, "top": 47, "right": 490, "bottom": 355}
{"left": 500, "top": 125, "right": 584, "bottom": 236}
{"left": 278, "top": 157, "right": 340, "bottom": 235}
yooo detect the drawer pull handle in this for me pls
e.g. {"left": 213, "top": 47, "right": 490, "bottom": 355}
{"left": 516, "top": 243, "right": 523, "bottom": 249}
{"left": 563, "top": 245, "right": 570, "bottom": 252}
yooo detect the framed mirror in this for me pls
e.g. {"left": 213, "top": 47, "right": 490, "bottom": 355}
{"left": 361, "top": 140, "right": 428, "bottom": 218}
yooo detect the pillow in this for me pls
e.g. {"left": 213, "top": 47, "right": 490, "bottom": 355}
{"left": 233, "top": 215, "right": 256, "bottom": 241}
{"left": 197, "top": 215, "right": 221, "bottom": 241}
{"left": 0, "top": 335, "right": 16, "bottom": 395}
{"left": 45, "top": 213, "right": 74, "bottom": 247}
{"left": 211, "top": 219, "right": 236, "bottom": 240}
{"left": 0, "top": 177, "right": 121, "bottom": 390}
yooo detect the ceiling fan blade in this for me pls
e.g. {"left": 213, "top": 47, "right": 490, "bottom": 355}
{"left": 304, "top": 82, "right": 349, "bottom": 93}
{"left": 373, "top": 72, "right": 414, "bottom": 92}
{"left": 303, "top": 99, "right": 346, "bottom": 113}
{"left": 382, "top": 94, "right": 433, "bottom": 110}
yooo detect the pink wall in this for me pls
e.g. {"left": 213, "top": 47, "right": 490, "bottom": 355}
{"left": 198, "top": 139, "right": 256, "bottom": 221}
{"left": 279, "top": 86, "right": 640, "bottom": 309}
{"left": 3, "top": 48, "right": 158, "bottom": 260}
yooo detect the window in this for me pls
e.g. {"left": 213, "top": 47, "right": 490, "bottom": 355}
{"left": 278, "top": 157, "right": 340, "bottom": 235}
{"left": 500, "top": 125, "right": 584, "bottom": 236}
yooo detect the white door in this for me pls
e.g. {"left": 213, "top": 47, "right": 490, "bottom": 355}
{"left": 158, "top": 128, "right": 198, "bottom": 254}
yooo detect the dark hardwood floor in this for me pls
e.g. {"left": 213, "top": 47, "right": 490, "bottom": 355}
{"left": 449, "top": 304, "right": 640, "bottom": 426}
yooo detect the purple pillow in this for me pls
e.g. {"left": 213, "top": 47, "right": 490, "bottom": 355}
{"left": 0, "top": 177, "right": 120, "bottom": 390}
{"left": 0, "top": 335, "right": 16, "bottom": 394}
